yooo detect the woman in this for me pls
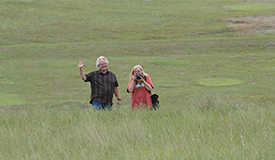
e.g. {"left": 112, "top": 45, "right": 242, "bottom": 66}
{"left": 127, "top": 65, "right": 154, "bottom": 109}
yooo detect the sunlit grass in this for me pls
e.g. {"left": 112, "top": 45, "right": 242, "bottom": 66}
{"left": 152, "top": 59, "right": 191, "bottom": 66}
{"left": 225, "top": 3, "right": 275, "bottom": 12}
{"left": 197, "top": 78, "right": 244, "bottom": 87}
{"left": 0, "top": 93, "right": 27, "bottom": 106}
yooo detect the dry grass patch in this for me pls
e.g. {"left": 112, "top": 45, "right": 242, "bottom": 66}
{"left": 226, "top": 16, "right": 275, "bottom": 35}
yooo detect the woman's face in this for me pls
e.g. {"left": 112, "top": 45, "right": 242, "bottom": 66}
{"left": 134, "top": 67, "right": 143, "bottom": 75}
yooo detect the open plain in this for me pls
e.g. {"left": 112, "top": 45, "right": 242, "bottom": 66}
{"left": 1, "top": 0, "right": 274, "bottom": 159}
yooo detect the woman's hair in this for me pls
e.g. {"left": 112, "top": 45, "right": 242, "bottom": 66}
{"left": 129, "top": 65, "right": 147, "bottom": 79}
{"left": 96, "top": 56, "right": 109, "bottom": 68}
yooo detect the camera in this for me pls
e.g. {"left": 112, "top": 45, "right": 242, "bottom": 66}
{"left": 136, "top": 73, "right": 143, "bottom": 80}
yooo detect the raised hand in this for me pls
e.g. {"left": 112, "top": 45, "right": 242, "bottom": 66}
{"left": 77, "top": 58, "right": 85, "bottom": 68}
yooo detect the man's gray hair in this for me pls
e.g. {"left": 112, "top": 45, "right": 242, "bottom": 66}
{"left": 96, "top": 56, "right": 109, "bottom": 68}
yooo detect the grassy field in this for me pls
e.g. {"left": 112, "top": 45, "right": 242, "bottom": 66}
{"left": 1, "top": 0, "right": 275, "bottom": 159}
{"left": 1, "top": 99, "right": 274, "bottom": 159}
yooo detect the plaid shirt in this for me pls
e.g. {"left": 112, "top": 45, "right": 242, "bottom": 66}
{"left": 85, "top": 69, "right": 118, "bottom": 104}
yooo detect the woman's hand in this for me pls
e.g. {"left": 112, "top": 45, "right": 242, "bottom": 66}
{"left": 128, "top": 76, "right": 136, "bottom": 93}
{"left": 132, "top": 75, "right": 137, "bottom": 81}
{"left": 139, "top": 77, "right": 145, "bottom": 82}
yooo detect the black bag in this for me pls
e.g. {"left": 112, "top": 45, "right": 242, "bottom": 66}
{"left": 151, "top": 94, "right": 159, "bottom": 110}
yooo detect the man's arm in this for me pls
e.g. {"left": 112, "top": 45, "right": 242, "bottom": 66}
{"left": 78, "top": 59, "right": 87, "bottom": 81}
{"left": 114, "top": 87, "right": 121, "bottom": 107}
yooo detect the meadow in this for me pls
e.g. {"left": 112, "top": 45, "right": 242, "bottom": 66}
{"left": 1, "top": 0, "right": 275, "bottom": 159}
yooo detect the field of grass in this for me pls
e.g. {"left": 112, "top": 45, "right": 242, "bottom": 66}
{"left": 1, "top": 99, "right": 274, "bottom": 159}
{"left": 1, "top": 0, "right": 275, "bottom": 159}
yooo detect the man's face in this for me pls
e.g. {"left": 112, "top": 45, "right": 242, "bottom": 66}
{"left": 99, "top": 59, "right": 108, "bottom": 71}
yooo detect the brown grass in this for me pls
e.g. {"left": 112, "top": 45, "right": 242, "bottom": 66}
{"left": 226, "top": 16, "right": 275, "bottom": 35}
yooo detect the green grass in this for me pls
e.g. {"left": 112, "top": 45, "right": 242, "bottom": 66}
{"left": 225, "top": 3, "right": 275, "bottom": 13}
{"left": 0, "top": 93, "right": 27, "bottom": 106}
{"left": 0, "top": 98, "right": 274, "bottom": 159}
{"left": 152, "top": 59, "right": 191, "bottom": 66}
{"left": 197, "top": 78, "right": 244, "bottom": 87}
{"left": 1, "top": 0, "right": 275, "bottom": 159}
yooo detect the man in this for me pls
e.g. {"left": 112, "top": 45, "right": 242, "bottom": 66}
{"left": 78, "top": 56, "right": 121, "bottom": 110}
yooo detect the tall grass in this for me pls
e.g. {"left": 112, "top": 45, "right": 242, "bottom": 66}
{"left": 1, "top": 97, "right": 274, "bottom": 159}
{"left": 1, "top": 0, "right": 275, "bottom": 159}
{"left": 1, "top": 0, "right": 275, "bottom": 106}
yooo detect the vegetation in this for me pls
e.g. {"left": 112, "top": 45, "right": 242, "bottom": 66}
{"left": 1, "top": 0, "right": 274, "bottom": 159}
{"left": 1, "top": 99, "right": 274, "bottom": 159}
